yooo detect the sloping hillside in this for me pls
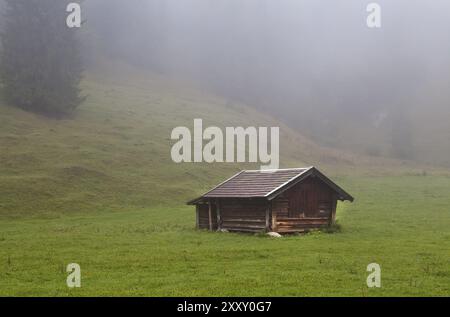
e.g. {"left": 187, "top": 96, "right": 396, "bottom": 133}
{"left": 0, "top": 65, "right": 440, "bottom": 217}
{"left": 1, "top": 66, "right": 450, "bottom": 297}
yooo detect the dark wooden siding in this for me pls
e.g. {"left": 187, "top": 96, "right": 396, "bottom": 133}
{"left": 272, "top": 175, "right": 336, "bottom": 233}
{"left": 196, "top": 175, "right": 340, "bottom": 234}
{"left": 219, "top": 198, "right": 267, "bottom": 232}
{"left": 272, "top": 198, "right": 289, "bottom": 218}
{"left": 284, "top": 175, "right": 334, "bottom": 218}
{"left": 198, "top": 203, "right": 218, "bottom": 230}
{"left": 275, "top": 217, "right": 330, "bottom": 233}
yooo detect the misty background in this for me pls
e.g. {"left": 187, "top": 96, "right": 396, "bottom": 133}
{"left": 4, "top": 0, "right": 450, "bottom": 166}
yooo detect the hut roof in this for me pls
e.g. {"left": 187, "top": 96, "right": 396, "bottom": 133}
{"left": 187, "top": 167, "right": 354, "bottom": 204}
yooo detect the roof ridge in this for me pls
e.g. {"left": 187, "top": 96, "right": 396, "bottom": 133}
{"left": 244, "top": 166, "right": 314, "bottom": 172}
{"left": 263, "top": 166, "right": 314, "bottom": 197}
{"left": 188, "top": 166, "right": 354, "bottom": 204}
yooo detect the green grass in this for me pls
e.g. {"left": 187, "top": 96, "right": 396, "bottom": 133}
{"left": 1, "top": 68, "right": 438, "bottom": 218}
{"left": 0, "top": 175, "right": 449, "bottom": 296}
{"left": 1, "top": 67, "right": 449, "bottom": 296}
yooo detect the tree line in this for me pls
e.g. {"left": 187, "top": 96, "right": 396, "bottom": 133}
{"left": 0, "top": 0, "right": 84, "bottom": 115}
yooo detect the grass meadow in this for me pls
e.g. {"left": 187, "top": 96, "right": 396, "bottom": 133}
{"left": 1, "top": 175, "right": 449, "bottom": 296}
{"left": 1, "top": 71, "right": 449, "bottom": 296}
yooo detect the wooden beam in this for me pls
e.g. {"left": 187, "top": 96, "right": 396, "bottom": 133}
{"left": 271, "top": 205, "right": 277, "bottom": 232}
{"left": 208, "top": 199, "right": 213, "bottom": 231}
{"left": 216, "top": 199, "right": 221, "bottom": 230}
{"left": 265, "top": 202, "right": 271, "bottom": 232}
{"left": 330, "top": 194, "right": 338, "bottom": 225}
{"left": 195, "top": 204, "right": 200, "bottom": 229}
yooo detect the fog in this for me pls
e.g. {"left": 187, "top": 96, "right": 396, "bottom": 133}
{"left": 7, "top": 1, "right": 450, "bottom": 164}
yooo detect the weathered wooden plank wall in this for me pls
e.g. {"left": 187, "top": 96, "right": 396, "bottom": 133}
{"left": 196, "top": 175, "right": 339, "bottom": 233}
{"left": 198, "top": 203, "right": 218, "bottom": 230}
{"left": 219, "top": 198, "right": 267, "bottom": 232}
{"left": 270, "top": 175, "right": 336, "bottom": 232}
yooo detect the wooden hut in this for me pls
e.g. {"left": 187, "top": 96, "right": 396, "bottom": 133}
{"left": 187, "top": 167, "right": 354, "bottom": 234}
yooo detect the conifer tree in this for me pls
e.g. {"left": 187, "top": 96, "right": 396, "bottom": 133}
{"left": 0, "top": 0, "right": 84, "bottom": 115}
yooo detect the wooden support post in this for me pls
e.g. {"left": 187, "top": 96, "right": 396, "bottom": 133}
{"left": 265, "top": 203, "right": 271, "bottom": 232}
{"left": 208, "top": 200, "right": 213, "bottom": 231}
{"left": 271, "top": 208, "right": 277, "bottom": 232}
{"left": 330, "top": 195, "right": 338, "bottom": 225}
{"left": 195, "top": 204, "right": 200, "bottom": 229}
{"left": 216, "top": 199, "right": 221, "bottom": 230}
